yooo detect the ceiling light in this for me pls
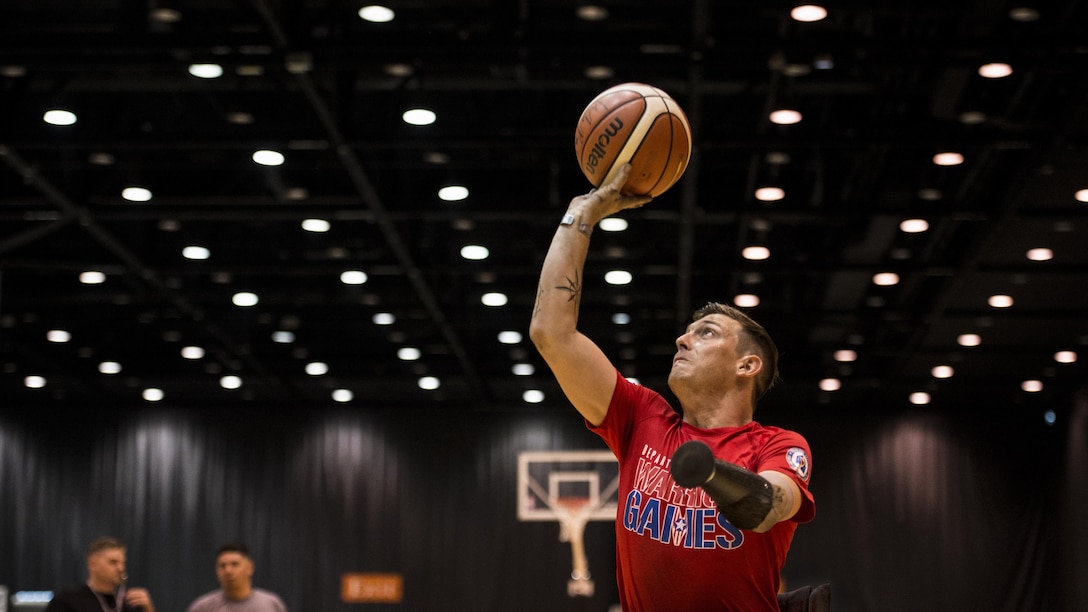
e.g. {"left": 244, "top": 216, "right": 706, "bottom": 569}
{"left": 373, "top": 312, "right": 395, "bottom": 325}
{"left": 498, "top": 331, "right": 522, "bottom": 344}
{"left": 46, "top": 330, "right": 71, "bottom": 343}
{"left": 332, "top": 389, "right": 354, "bottom": 402}
{"left": 742, "top": 246, "right": 770, "bottom": 260}
{"left": 900, "top": 219, "right": 929, "bottom": 233}
{"left": 80, "top": 271, "right": 106, "bottom": 284}
{"left": 143, "top": 388, "right": 165, "bottom": 402}
{"left": 252, "top": 150, "right": 285, "bottom": 166}
{"left": 305, "top": 362, "right": 329, "bottom": 375}
{"left": 612, "top": 313, "right": 631, "bottom": 325}
{"left": 397, "top": 347, "right": 421, "bottom": 361}
{"left": 872, "top": 272, "right": 899, "bottom": 286}
{"left": 220, "top": 375, "right": 242, "bottom": 389}
{"left": 909, "top": 392, "right": 931, "bottom": 405}
{"left": 43, "top": 109, "right": 77, "bottom": 125}
{"left": 523, "top": 389, "right": 545, "bottom": 403}
{"left": 183, "top": 246, "right": 210, "bottom": 260}
{"left": 188, "top": 63, "right": 223, "bottom": 79}
{"left": 402, "top": 108, "right": 436, "bottom": 126}
{"left": 383, "top": 63, "right": 413, "bottom": 77}
{"left": 819, "top": 378, "right": 841, "bottom": 392}
{"left": 933, "top": 152, "right": 964, "bottom": 166}
{"left": 99, "top": 362, "right": 122, "bottom": 375}
{"left": 1054, "top": 351, "right": 1077, "bottom": 364}
{"left": 461, "top": 245, "right": 489, "bottom": 260}
{"left": 88, "top": 152, "right": 115, "bottom": 166}
{"left": 605, "top": 270, "right": 633, "bottom": 285}
{"left": 1075, "top": 189, "right": 1088, "bottom": 203}
{"left": 790, "top": 5, "right": 828, "bottom": 22}
{"left": 957, "top": 334, "right": 981, "bottom": 347}
{"left": 122, "top": 186, "right": 152, "bottom": 202}
{"left": 271, "top": 331, "right": 295, "bottom": 343}
{"left": 232, "top": 292, "right": 259, "bottom": 307}
{"left": 958, "top": 111, "right": 987, "bottom": 125}
{"left": 734, "top": 294, "right": 760, "bottom": 308}
{"left": 301, "top": 219, "right": 330, "bottom": 232}
{"left": 1021, "top": 380, "right": 1043, "bottom": 393}
{"left": 813, "top": 54, "right": 834, "bottom": 70}
{"left": 931, "top": 365, "right": 954, "bottom": 379}
{"left": 438, "top": 185, "right": 469, "bottom": 201}
{"left": 358, "top": 5, "right": 395, "bottom": 22}
{"left": 769, "top": 109, "right": 802, "bottom": 125}
{"left": 1009, "top": 7, "right": 1040, "bottom": 21}
{"left": 576, "top": 5, "right": 609, "bottom": 21}
{"left": 599, "top": 218, "right": 628, "bottom": 232}
{"left": 1, "top": 65, "right": 27, "bottom": 77}
{"left": 978, "top": 63, "right": 1013, "bottom": 78}
{"left": 833, "top": 350, "right": 857, "bottom": 362}
{"left": 584, "top": 65, "right": 615, "bottom": 80}
{"left": 1044, "top": 410, "right": 1057, "bottom": 425}
{"left": 24, "top": 375, "right": 47, "bottom": 389}
{"left": 181, "top": 346, "right": 205, "bottom": 359}
{"left": 1026, "top": 248, "right": 1053, "bottom": 261}
{"left": 418, "top": 376, "right": 440, "bottom": 390}
{"left": 340, "top": 270, "right": 368, "bottom": 285}
{"left": 987, "top": 294, "right": 1013, "bottom": 308}
{"left": 755, "top": 187, "right": 785, "bottom": 201}
{"left": 512, "top": 363, "right": 535, "bottom": 376}
{"left": 226, "top": 111, "right": 254, "bottom": 124}
{"left": 481, "top": 292, "right": 508, "bottom": 306}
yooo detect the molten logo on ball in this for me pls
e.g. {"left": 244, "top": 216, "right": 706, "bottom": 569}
{"left": 574, "top": 83, "right": 691, "bottom": 198}
{"left": 583, "top": 117, "right": 625, "bottom": 177}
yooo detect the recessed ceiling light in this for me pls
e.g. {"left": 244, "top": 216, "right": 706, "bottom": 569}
{"left": 742, "top": 246, "right": 771, "bottom": 260}
{"left": 143, "top": 388, "right": 165, "bottom": 402}
{"left": 900, "top": 219, "right": 929, "bottom": 233}
{"left": 232, "top": 292, "right": 259, "bottom": 307}
{"left": 1021, "top": 380, "right": 1043, "bottom": 393}
{"left": 755, "top": 187, "right": 785, "bottom": 201}
{"left": 43, "top": 109, "right": 77, "bottom": 125}
{"left": 612, "top": 312, "right": 631, "bottom": 325}
{"left": 99, "top": 361, "right": 122, "bottom": 375}
{"left": 933, "top": 152, "right": 964, "bottom": 166}
{"left": 46, "top": 330, "right": 71, "bottom": 343}
{"left": 512, "top": 363, "right": 535, "bottom": 376}
{"left": 576, "top": 5, "right": 609, "bottom": 21}
{"left": 383, "top": 63, "right": 414, "bottom": 77}
{"left": 1054, "top": 351, "right": 1077, "bottom": 364}
{"left": 957, "top": 334, "right": 982, "bottom": 347}
{"left": 958, "top": 111, "right": 987, "bottom": 125}
{"left": 372, "top": 312, "right": 395, "bottom": 325}
{"left": 522, "top": 389, "right": 545, "bottom": 403}
{"left": 271, "top": 331, "right": 295, "bottom": 343}
{"left": 1009, "top": 7, "right": 1039, "bottom": 22}
{"left": 438, "top": 185, "right": 469, "bottom": 201}
{"left": 481, "top": 292, "right": 508, "bottom": 306}
{"left": 833, "top": 350, "right": 857, "bottom": 362}
{"left": 183, "top": 245, "right": 210, "bottom": 260}
{"left": 909, "top": 391, "right": 931, "bottom": 405}
{"left": 332, "top": 389, "right": 353, "bottom": 402}
{"left": 358, "top": 5, "right": 395, "bottom": 23}
{"left": 931, "top": 365, "right": 954, "bottom": 379}
{"left": 252, "top": 149, "right": 285, "bottom": 166}
{"left": 734, "top": 294, "right": 760, "bottom": 308}
{"left": 872, "top": 272, "right": 899, "bottom": 286}
{"left": 305, "top": 362, "right": 329, "bottom": 375}
{"left": 978, "top": 63, "right": 1013, "bottom": 78}
{"left": 340, "top": 270, "right": 368, "bottom": 285}
{"left": 460, "top": 245, "right": 489, "bottom": 260}
{"left": 402, "top": 108, "right": 436, "bottom": 126}
{"left": 181, "top": 346, "right": 205, "bottom": 359}
{"left": 220, "top": 375, "right": 242, "bottom": 389}
{"left": 397, "top": 347, "right": 421, "bottom": 361}
{"left": 24, "top": 375, "right": 47, "bottom": 389}
{"left": 819, "top": 378, "right": 841, "bottom": 391}
{"left": 498, "top": 331, "right": 522, "bottom": 344}
{"left": 584, "top": 65, "right": 615, "bottom": 80}
{"left": 987, "top": 294, "right": 1013, "bottom": 308}
{"left": 769, "top": 109, "right": 802, "bottom": 125}
{"left": 790, "top": 5, "right": 828, "bottom": 22}
{"left": 188, "top": 63, "right": 223, "bottom": 79}
{"left": 604, "top": 270, "right": 633, "bottom": 285}
{"left": 1026, "top": 248, "right": 1053, "bottom": 261}
{"left": 122, "top": 186, "right": 152, "bottom": 202}
{"left": 301, "top": 218, "right": 330, "bottom": 232}
{"left": 1075, "top": 189, "right": 1088, "bottom": 203}
{"left": 80, "top": 271, "right": 106, "bottom": 284}
{"left": 599, "top": 218, "right": 628, "bottom": 232}
{"left": 418, "top": 376, "right": 440, "bottom": 390}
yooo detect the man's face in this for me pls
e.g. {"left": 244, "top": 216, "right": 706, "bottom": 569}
{"left": 215, "top": 551, "right": 254, "bottom": 590}
{"left": 668, "top": 314, "right": 744, "bottom": 390}
{"left": 87, "top": 547, "right": 126, "bottom": 588}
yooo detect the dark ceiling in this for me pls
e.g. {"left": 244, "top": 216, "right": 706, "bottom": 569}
{"left": 2, "top": 0, "right": 1086, "bottom": 419}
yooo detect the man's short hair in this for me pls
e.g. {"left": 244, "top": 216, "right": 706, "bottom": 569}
{"left": 87, "top": 536, "right": 125, "bottom": 557}
{"left": 216, "top": 542, "right": 251, "bottom": 559}
{"left": 692, "top": 302, "right": 781, "bottom": 402}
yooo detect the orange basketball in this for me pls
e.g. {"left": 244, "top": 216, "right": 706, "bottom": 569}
{"left": 574, "top": 82, "right": 692, "bottom": 198}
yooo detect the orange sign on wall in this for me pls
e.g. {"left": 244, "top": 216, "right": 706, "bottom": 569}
{"left": 341, "top": 573, "right": 404, "bottom": 604}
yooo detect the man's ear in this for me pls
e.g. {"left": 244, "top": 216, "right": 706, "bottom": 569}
{"left": 737, "top": 355, "right": 764, "bottom": 379}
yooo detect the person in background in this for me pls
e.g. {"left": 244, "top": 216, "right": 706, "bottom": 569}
{"left": 186, "top": 542, "right": 287, "bottom": 612}
{"left": 44, "top": 536, "right": 155, "bottom": 612}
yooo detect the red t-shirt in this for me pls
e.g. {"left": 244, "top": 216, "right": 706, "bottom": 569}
{"left": 588, "top": 371, "right": 815, "bottom": 612}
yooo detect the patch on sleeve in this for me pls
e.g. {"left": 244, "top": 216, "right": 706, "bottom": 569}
{"left": 785, "top": 447, "right": 810, "bottom": 481}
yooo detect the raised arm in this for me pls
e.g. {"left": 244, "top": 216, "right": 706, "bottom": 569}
{"left": 529, "top": 165, "right": 652, "bottom": 426}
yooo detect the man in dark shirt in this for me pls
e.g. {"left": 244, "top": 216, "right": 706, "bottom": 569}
{"left": 44, "top": 536, "right": 155, "bottom": 612}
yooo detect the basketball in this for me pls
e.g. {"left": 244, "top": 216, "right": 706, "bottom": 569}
{"left": 574, "top": 82, "right": 692, "bottom": 198}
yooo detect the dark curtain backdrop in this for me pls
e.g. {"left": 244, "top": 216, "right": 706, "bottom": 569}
{"left": 1, "top": 388, "right": 1083, "bottom": 612}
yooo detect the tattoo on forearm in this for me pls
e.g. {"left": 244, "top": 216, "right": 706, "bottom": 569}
{"left": 531, "top": 285, "right": 545, "bottom": 319}
{"left": 555, "top": 270, "right": 581, "bottom": 303}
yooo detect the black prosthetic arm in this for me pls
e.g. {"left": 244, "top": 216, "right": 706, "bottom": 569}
{"left": 670, "top": 440, "right": 774, "bottom": 530}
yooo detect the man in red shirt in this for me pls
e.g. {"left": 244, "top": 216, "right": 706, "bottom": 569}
{"left": 530, "top": 165, "right": 815, "bottom": 611}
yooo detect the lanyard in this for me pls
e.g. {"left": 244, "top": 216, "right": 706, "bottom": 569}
{"left": 89, "top": 584, "right": 125, "bottom": 612}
